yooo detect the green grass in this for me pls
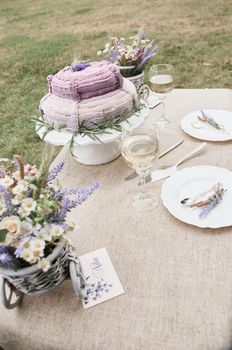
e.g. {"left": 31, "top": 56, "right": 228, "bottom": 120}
{"left": 0, "top": 0, "right": 231, "bottom": 164}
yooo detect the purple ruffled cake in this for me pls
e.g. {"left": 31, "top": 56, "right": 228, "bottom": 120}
{"left": 40, "top": 61, "right": 137, "bottom": 132}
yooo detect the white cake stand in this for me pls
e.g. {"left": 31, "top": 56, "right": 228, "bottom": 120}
{"left": 36, "top": 105, "right": 149, "bottom": 165}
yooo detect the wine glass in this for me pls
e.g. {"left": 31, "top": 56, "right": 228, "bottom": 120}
{"left": 121, "top": 121, "right": 159, "bottom": 212}
{"left": 149, "top": 64, "right": 174, "bottom": 128}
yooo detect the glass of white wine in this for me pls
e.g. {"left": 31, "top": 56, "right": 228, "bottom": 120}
{"left": 121, "top": 123, "right": 159, "bottom": 212}
{"left": 149, "top": 64, "right": 174, "bottom": 128}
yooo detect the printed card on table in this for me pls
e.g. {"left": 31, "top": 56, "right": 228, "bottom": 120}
{"left": 79, "top": 247, "right": 125, "bottom": 309}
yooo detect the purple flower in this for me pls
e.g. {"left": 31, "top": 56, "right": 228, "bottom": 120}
{"left": 0, "top": 165, "right": 5, "bottom": 178}
{"left": 14, "top": 246, "right": 23, "bottom": 259}
{"left": 199, "top": 201, "right": 218, "bottom": 219}
{"left": 72, "top": 62, "right": 90, "bottom": 72}
{"left": 139, "top": 30, "right": 145, "bottom": 41}
{"left": 141, "top": 47, "right": 158, "bottom": 65}
{"left": 0, "top": 184, "right": 12, "bottom": 207}
{"left": 57, "top": 182, "right": 100, "bottom": 220}
{"left": 0, "top": 246, "right": 14, "bottom": 267}
{"left": 111, "top": 50, "right": 119, "bottom": 62}
{"left": 0, "top": 252, "right": 12, "bottom": 265}
{"left": 47, "top": 160, "right": 65, "bottom": 183}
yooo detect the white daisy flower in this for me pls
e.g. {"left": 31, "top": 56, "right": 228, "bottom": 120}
{"left": 50, "top": 225, "right": 64, "bottom": 237}
{"left": 12, "top": 170, "right": 21, "bottom": 180}
{"left": 63, "top": 234, "right": 73, "bottom": 246}
{"left": 12, "top": 197, "right": 21, "bottom": 205}
{"left": 21, "top": 198, "right": 37, "bottom": 213}
{"left": 38, "top": 258, "right": 51, "bottom": 272}
{"left": 29, "top": 238, "right": 45, "bottom": 252}
{"left": 36, "top": 227, "right": 52, "bottom": 242}
{"left": 21, "top": 248, "right": 36, "bottom": 264}
{"left": 32, "top": 250, "right": 44, "bottom": 259}
{"left": 1, "top": 176, "right": 14, "bottom": 189}
{"left": 12, "top": 181, "right": 26, "bottom": 196}
{"left": 21, "top": 220, "right": 33, "bottom": 234}
{"left": 22, "top": 240, "right": 31, "bottom": 249}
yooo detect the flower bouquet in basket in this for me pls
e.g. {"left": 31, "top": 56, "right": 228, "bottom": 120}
{"left": 97, "top": 29, "right": 157, "bottom": 89}
{"left": 0, "top": 154, "right": 98, "bottom": 309}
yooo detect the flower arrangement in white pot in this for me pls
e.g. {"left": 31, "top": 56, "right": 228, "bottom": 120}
{"left": 97, "top": 29, "right": 158, "bottom": 90}
{"left": 0, "top": 154, "right": 98, "bottom": 308}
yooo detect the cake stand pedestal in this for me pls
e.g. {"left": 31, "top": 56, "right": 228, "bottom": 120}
{"left": 36, "top": 106, "right": 149, "bottom": 165}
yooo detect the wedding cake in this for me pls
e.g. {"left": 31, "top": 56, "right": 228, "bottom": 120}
{"left": 39, "top": 61, "right": 137, "bottom": 132}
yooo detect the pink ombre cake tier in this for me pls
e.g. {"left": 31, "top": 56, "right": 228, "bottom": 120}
{"left": 40, "top": 78, "right": 136, "bottom": 132}
{"left": 47, "top": 61, "right": 123, "bottom": 102}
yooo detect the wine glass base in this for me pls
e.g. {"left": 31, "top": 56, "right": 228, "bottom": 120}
{"left": 154, "top": 118, "right": 170, "bottom": 129}
{"left": 132, "top": 192, "right": 159, "bottom": 212}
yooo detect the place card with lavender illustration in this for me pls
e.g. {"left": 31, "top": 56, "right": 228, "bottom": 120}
{"left": 79, "top": 248, "right": 125, "bottom": 309}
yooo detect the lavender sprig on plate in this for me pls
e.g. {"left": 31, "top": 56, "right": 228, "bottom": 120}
{"left": 198, "top": 110, "right": 225, "bottom": 131}
{"left": 181, "top": 182, "right": 227, "bottom": 219}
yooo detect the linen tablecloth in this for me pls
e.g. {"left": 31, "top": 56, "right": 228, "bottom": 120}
{"left": 1, "top": 89, "right": 232, "bottom": 350}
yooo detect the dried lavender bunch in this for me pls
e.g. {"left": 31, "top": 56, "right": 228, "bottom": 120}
{"left": 181, "top": 182, "right": 227, "bottom": 219}
{"left": 198, "top": 110, "right": 225, "bottom": 130}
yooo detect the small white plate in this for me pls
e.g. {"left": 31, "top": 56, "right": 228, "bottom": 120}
{"left": 161, "top": 165, "right": 232, "bottom": 228}
{"left": 181, "top": 109, "right": 232, "bottom": 141}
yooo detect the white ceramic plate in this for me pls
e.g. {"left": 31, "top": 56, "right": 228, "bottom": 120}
{"left": 36, "top": 104, "right": 149, "bottom": 146}
{"left": 161, "top": 165, "right": 232, "bottom": 228}
{"left": 181, "top": 109, "right": 232, "bottom": 141}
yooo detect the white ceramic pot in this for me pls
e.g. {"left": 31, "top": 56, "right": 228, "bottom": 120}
{"left": 127, "top": 71, "right": 144, "bottom": 92}
{"left": 72, "top": 139, "right": 121, "bottom": 165}
{"left": 119, "top": 66, "right": 144, "bottom": 92}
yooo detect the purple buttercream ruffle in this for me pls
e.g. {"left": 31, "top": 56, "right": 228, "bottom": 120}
{"left": 39, "top": 85, "right": 134, "bottom": 132}
{"left": 47, "top": 61, "right": 123, "bottom": 101}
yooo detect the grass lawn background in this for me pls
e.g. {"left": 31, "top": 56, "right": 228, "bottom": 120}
{"left": 0, "top": 0, "right": 231, "bottom": 164}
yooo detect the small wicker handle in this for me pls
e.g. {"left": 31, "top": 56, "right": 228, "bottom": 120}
{"left": 69, "top": 256, "right": 86, "bottom": 299}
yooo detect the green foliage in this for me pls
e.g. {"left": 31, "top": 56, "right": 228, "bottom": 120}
{"left": 0, "top": 0, "right": 231, "bottom": 164}
{"left": 0, "top": 229, "right": 8, "bottom": 242}
{"left": 74, "top": 7, "right": 92, "bottom": 15}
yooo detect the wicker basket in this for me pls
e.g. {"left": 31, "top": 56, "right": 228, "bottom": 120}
{"left": 0, "top": 240, "right": 85, "bottom": 309}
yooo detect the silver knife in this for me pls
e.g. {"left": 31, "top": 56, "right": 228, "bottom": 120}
{"left": 124, "top": 139, "right": 184, "bottom": 181}
{"left": 141, "top": 142, "right": 207, "bottom": 185}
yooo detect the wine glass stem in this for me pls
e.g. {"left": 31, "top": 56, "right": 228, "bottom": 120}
{"left": 161, "top": 96, "right": 166, "bottom": 121}
{"left": 140, "top": 173, "right": 146, "bottom": 188}
{"left": 138, "top": 169, "right": 147, "bottom": 195}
